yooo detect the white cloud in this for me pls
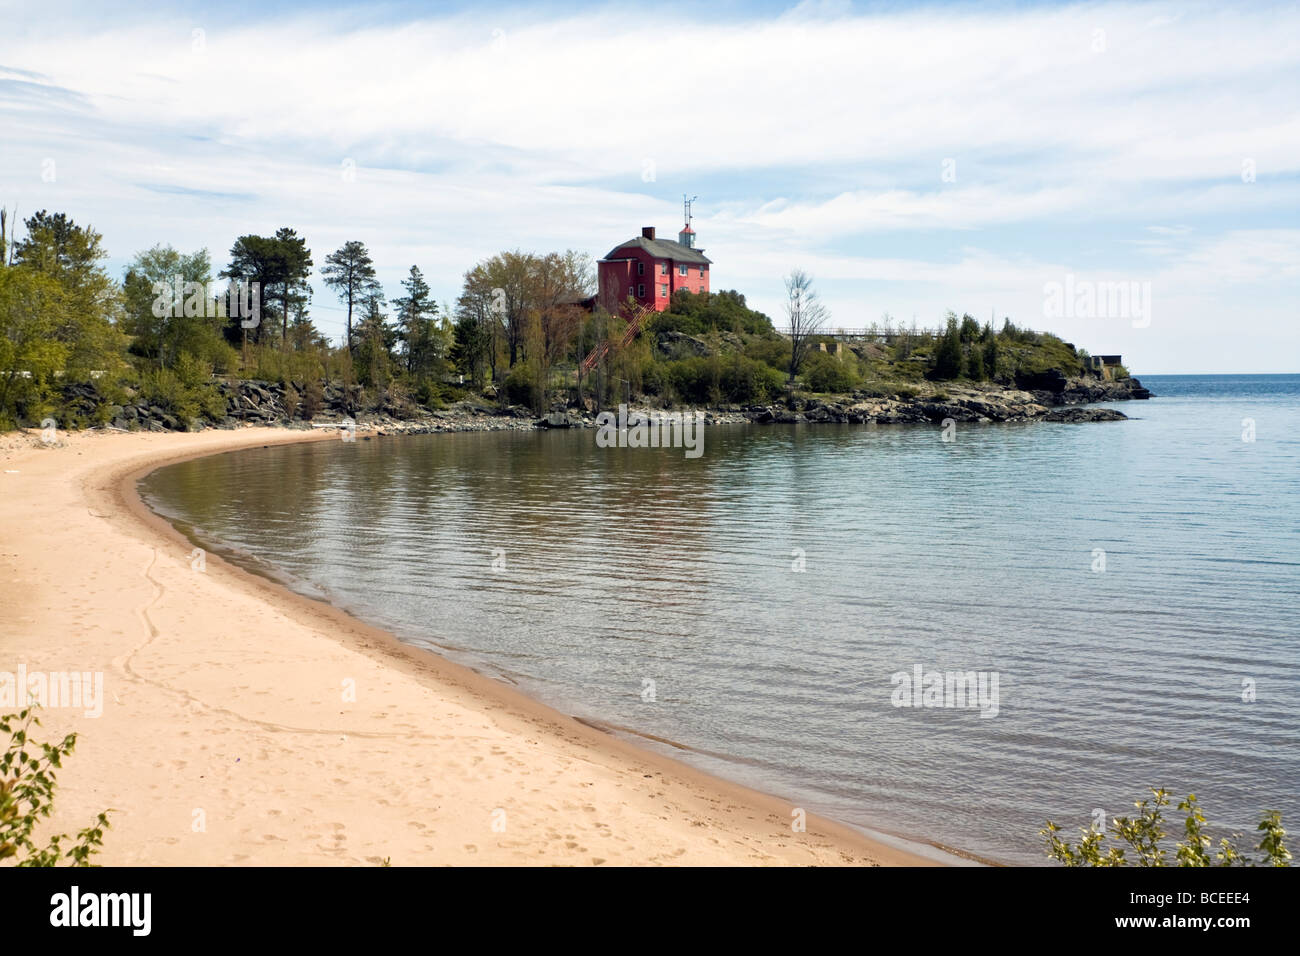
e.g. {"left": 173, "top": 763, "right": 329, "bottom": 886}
{"left": 0, "top": 0, "right": 1296, "bottom": 370}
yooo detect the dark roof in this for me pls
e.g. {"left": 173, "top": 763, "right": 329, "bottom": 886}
{"left": 601, "top": 235, "right": 712, "bottom": 265}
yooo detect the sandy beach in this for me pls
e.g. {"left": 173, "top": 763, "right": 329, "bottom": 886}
{"left": 0, "top": 425, "right": 933, "bottom": 866}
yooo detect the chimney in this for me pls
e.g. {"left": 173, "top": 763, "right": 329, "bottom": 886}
{"left": 642, "top": 226, "right": 656, "bottom": 240}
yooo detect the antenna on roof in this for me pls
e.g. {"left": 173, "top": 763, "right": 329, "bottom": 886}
{"left": 680, "top": 195, "right": 699, "bottom": 248}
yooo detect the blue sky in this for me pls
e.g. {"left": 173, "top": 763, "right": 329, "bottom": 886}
{"left": 2, "top": 0, "right": 1297, "bottom": 372}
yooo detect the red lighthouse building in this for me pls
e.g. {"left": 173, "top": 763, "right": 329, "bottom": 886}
{"left": 597, "top": 220, "right": 711, "bottom": 314}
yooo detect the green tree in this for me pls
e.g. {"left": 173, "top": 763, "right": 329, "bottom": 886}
{"left": 392, "top": 265, "right": 444, "bottom": 380}
{"left": 321, "top": 240, "right": 379, "bottom": 354}
{"left": 958, "top": 313, "right": 981, "bottom": 342}
{"left": 354, "top": 290, "right": 396, "bottom": 388}
{"left": 0, "top": 268, "right": 66, "bottom": 428}
{"left": 121, "top": 244, "right": 217, "bottom": 369}
{"left": 450, "top": 312, "right": 489, "bottom": 388}
{"left": 932, "top": 314, "right": 963, "bottom": 380}
{"left": 455, "top": 263, "right": 501, "bottom": 384}
{"left": 221, "top": 234, "right": 279, "bottom": 348}
{"left": 271, "top": 227, "right": 312, "bottom": 351}
{"left": 982, "top": 334, "right": 999, "bottom": 381}
{"left": 287, "top": 304, "right": 329, "bottom": 352}
{"left": 10, "top": 210, "right": 124, "bottom": 380}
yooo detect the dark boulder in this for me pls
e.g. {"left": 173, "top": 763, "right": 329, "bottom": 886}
{"left": 1044, "top": 407, "right": 1128, "bottom": 422}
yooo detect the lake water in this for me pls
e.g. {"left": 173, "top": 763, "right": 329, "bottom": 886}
{"left": 139, "top": 374, "right": 1300, "bottom": 864}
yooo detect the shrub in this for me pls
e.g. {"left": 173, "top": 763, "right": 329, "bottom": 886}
{"left": 640, "top": 357, "right": 668, "bottom": 397}
{"left": 741, "top": 337, "right": 790, "bottom": 373}
{"left": 665, "top": 355, "right": 783, "bottom": 405}
{"left": 665, "top": 356, "right": 719, "bottom": 405}
{"left": 802, "top": 351, "right": 860, "bottom": 394}
{"left": 503, "top": 360, "right": 540, "bottom": 410}
{"left": 660, "top": 289, "right": 775, "bottom": 336}
{"left": 720, "top": 355, "right": 785, "bottom": 403}
{"left": 1041, "top": 788, "right": 1290, "bottom": 867}
{"left": 138, "top": 353, "right": 224, "bottom": 424}
{"left": 282, "top": 384, "right": 301, "bottom": 420}
{"left": 1, "top": 707, "right": 111, "bottom": 866}
{"left": 413, "top": 379, "right": 447, "bottom": 410}
{"left": 300, "top": 380, "right": 325, "bottom": 420}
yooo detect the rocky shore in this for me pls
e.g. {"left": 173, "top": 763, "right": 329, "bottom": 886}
{"left": 737, "top": 375, "right": 1147, "bottom": 426}
{"left": 53, "top": 373, "right": 1150, "bottom": 437}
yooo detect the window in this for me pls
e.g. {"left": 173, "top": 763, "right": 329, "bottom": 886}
{"left": 660, "top": 284, "right": 668, "bottom": 297}
{"left": 699, "top": 265, "right": 705, "bottom": 277}
{"left": 659, "top": 262, "right": 667, "bottom": 275}
{"left": 637, "top": 261, "right": 644, "bottom": 276}
{"left": 679, "top": 264, "right": 688, "bottom": 276}
{"left": 637, "top": 284, "right": 645, "bottom": 298}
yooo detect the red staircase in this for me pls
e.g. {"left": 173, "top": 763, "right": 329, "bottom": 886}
{"left": 581, "top": 305, "right": 650, "bottom": 374}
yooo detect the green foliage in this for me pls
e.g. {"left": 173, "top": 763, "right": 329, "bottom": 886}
{"left": 320, "top": 240, "right": 380, "bottom": 351}
{"left": 664, "top": 355, "right": 783, "bottom": 405}
{"left": 982, "top": 336, "right": 1000, "bottom": 381}
{"left": 121, "top": 244, "right": 219, "bottom": 368}
{"left": 1042, "top": 788, "right": 1290, "bottom": 867}
{"left": 137, "top": 353, "right": 225, "bottom": 426}
{"left": 659, "top": 289, "right": 775, "bottom": 337}
{"left": 742, "top": 336, "right": 791, "bottom": 373}
{"left": 931, "top": 315, "right": 963, "bottom": 380}
{"left": 503, "top": 359, "right": 540, "bottom": 410}
{"left": 802, "top": 350, "right": 860, "bottom": 393}
{"left": 354, "top": 294, "right": 398, "bottom": 388}
{"left": 451, "top": 311, "right": 491, "bottom": 387}
{"left": 392, "top": 265, "right": 448, "bottom": 383}
{"left": 0, "top": 267, "right": 67, "bottom": 429}
{"left": 0, "top": 707, "right": 111, "bottom": 866}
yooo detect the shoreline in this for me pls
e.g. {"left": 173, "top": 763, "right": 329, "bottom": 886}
{"left": 2, "top": 425, "right": 947, "bottom": 866}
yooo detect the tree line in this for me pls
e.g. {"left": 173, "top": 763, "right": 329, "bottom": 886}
{"left": 0, "top": 206, "right": 608, "bottom": 427}
{"left": 1, "top": 203, "right": 1100, "bottom": 431}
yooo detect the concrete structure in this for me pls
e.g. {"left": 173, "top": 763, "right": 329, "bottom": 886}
{"left": 1088, "top": 354, "right": 1124, "bottom": 379}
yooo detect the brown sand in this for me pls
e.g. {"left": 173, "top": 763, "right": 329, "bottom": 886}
{"left": 0, "top": 426, "right": 936, "bottom": 866}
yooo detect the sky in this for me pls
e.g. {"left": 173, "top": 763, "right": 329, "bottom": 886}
{"left": 2, "top": 0, "right": 1297, "bottom": 373}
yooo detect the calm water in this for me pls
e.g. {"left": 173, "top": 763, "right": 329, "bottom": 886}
{"left": 140, "top": 375, "right": 1300, "bottom": 864}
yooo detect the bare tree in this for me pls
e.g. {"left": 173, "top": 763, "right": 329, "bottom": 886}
{"left": 784, "top": 268, "right": 828, "bottom": 383}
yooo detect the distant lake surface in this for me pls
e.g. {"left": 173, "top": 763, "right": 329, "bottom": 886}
{"left": 140, "top": 374, "right": 1300, "bottom": 864}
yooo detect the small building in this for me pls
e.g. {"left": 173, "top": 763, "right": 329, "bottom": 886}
{"left": 597, "top": 224, "right": 711, "bottom": 313}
